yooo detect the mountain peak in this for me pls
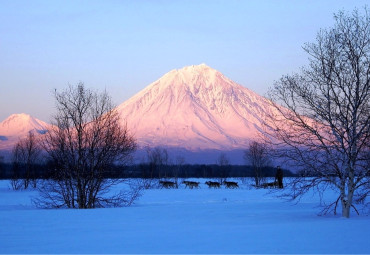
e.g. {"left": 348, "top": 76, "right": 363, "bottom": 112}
{"left": 170, "top": 63, "right": 210, "bottom": 72}
{"left": 156, "top": 63, "right": 232, "bottom": 93}
{"left": 117, "top": 65, "right": 273, "bottom": 151}
{"left": 0, "top": 113, "right": 49, "bottom": 138}
{"left": 181, "top": 63, "right": 211, "bottom": 71}
{"left": 173, "top": 63, "right": 217, "bottom": 76}
{"left": 3, "top": 113, "right": 32, "bottom": 123}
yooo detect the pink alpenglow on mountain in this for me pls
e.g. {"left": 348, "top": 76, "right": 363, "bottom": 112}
{"left": 0, "top": 113, "right": 49, "bottom": 150}
{"left": 0, "top": 65, "right": 279, "bottom": 164}
{"left": 117, "top": 64, "right": 275, "bottom": 151}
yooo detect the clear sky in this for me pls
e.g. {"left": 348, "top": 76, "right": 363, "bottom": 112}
{"left": 0, "top": 0, "right": 368, "bottom": 122}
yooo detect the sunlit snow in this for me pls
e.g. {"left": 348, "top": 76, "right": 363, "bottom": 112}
{"left": 117, "top": 64, "right": 280, "bottom": 150}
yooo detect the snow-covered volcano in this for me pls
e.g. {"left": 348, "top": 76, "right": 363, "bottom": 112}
{"left": 117, "top": 64, "right": 275, "bottom": 151}
{"left": 0, "top": 65, "right": 277, "bottom": 163}
{"left": 0, "top": 113, "right": 49, "bottom": 150}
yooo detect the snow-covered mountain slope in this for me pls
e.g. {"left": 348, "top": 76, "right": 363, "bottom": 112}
{"left": 117, "top": 64, "right": 276, "bottom": 150}
{"left": 0, "top": 113, "right": 49, "bottom": 150}
{"left": 0, "top": 64, "right": 278, "bottom": 158}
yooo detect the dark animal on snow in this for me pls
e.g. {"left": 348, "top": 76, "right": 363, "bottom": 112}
{"left": 205, "top": 181, "right": 221, "bottom": 188}
{"left": 261, "top": 181, "right": 278, "bottom": 189}
{"left": 183, "top": 181, "right": 200, "bottom": 189}
{"left": 223, "top": 181, "right": 239, "bottom": 189}
{"left": 159, "top": 181, "right": 177, "bottom": 189}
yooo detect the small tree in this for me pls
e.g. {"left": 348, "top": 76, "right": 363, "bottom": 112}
{"left": 11, "top": 131, "right": 41, "bottom": 190}
{"left": 217, "top": 153, "right": 230, "bottom": 183}
{"left": 35, "top": 83, "right": 138, "bottom": 209}
{"left": 146, "top": 147, "right": 169, "bottom": 179}
{"left": 265, "top": 8, "right": 370, "bottom": 217}
{"left": 173, "top": 156, "right": 185, "bottom": 187}
{"left": 244, "top": 141, "right": 271, "bottom": 187}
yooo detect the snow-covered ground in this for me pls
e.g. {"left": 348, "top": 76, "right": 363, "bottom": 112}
{"left": 0, "top": 179, "right": 369, "bottom": 254}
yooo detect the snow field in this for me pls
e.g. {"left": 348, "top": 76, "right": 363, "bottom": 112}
{"left": 0, "top": 179, "right": 369, "bottom": 254}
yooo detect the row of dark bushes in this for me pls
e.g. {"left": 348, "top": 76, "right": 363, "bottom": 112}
{"left": 0, "top": 162, "right": 295, "bottom": 180}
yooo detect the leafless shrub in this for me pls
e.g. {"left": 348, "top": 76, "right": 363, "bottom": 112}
{"left": 36, "top": 83, "right": 137, "bottom": 209}
{"left": 11, "top": 131, "right": 42, "bottom": 190}
{"left": 145, "top": 147, "right": 169, "bottom": 179}
{"left": 217, "top": 153, "right": 230, "bottom": 183}
{"left": 244, "top": 141, "right": 271, "bottom": 187}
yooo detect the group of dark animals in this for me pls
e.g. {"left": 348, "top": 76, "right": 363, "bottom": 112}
{"left": 159, "top": 180, "right": 239, "bottom": 189}
{"left": 159, "top": 166, "right": 284, "bottom": 189}
{"left": 206, "top": 181, "right": 239, "bottom": 189}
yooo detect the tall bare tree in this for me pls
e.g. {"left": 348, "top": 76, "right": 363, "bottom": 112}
{"left": 11, "top": 131, "right": 42, "bottom": 190}
{"left": 244, "top": 141, "right": 271, "bottom": 187}
{"left": 35, "top": 83, "right": 137, "bottom": 209}
{"left": 265, "top": 8, "right": 370, "bottom": 217}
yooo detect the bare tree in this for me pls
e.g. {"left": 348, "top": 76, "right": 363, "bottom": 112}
{"left": 11, "top": 131, "right": 42, "bottom": 190}
{"left": 173, "top": 156, "right": 185, "bottom": 188}
{"left": 146, "top": 147, "right": 169, "bottom": 179}
{"left": 244, "top": 141, "right": 271, "bottom": 187}
{"left": 35, "top": 83, "right": 138, "bottom": 209}
{"left": 265, "top": 8, "right": 370, "bottom": 217}
{"left": 217, "top": 153, "right": 230, "bottom": 183}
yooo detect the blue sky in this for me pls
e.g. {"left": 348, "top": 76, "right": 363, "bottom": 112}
{"left": 0, "top": 0, "right": 368, "bottom": 122}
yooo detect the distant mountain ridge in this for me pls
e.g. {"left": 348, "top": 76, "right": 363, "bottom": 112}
{"left": 0, "top": 113, "right": 49, "bottom": 150}
{"left": 1, "top": 64, "right": 278, "bottom": 164}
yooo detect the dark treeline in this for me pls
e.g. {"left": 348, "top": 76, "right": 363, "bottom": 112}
{"left": 0, "top": 163, "right": 51, "bottom": 180}
{"left": 0, "top": 161, "right": 296, "bottom": 180}
{"left": 130, "top": 164, "right": 296, "bottom": 179}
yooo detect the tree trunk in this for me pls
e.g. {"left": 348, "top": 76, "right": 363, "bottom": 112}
{"left": 341, "top": 197, "right": 350, "bottom": 218}
{"left": 340, "top": 184, "right": 355, "bottom": 218}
